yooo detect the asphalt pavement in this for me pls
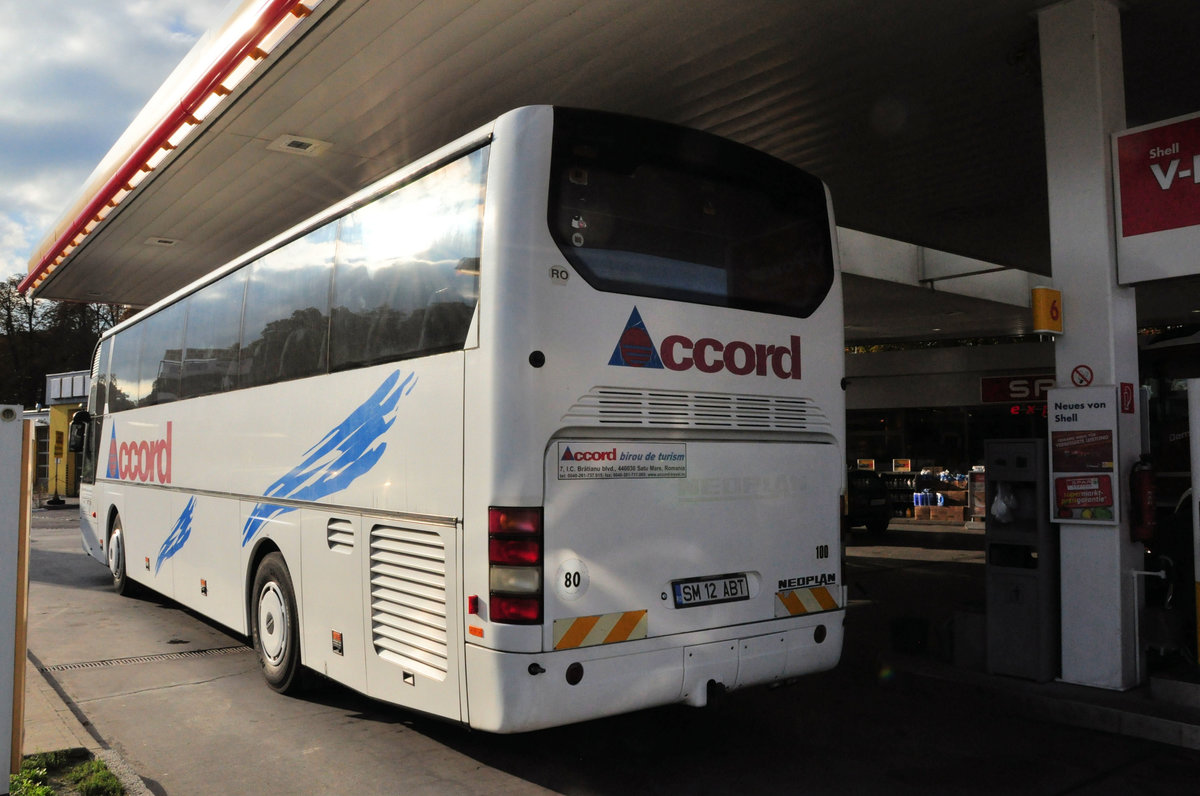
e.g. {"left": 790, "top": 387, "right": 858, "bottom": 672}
{"left": 18, "top": 503, "right": 1200, "bottom": 794}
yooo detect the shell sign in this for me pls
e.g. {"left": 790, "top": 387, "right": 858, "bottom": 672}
{"left": 1113, "top": 111, "right": 1200, "bottom": 284}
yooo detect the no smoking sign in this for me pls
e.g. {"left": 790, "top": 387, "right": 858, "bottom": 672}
{"left": 1070, "top": 365, "right": 1094, "bottom": 387}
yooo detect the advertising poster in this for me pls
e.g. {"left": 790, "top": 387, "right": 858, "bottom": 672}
{"left": 1113, "top": 111, "right": 1200, "bottom": 283}
{"left": 1047, "top": 386, "right": 1120, "bottom": 524}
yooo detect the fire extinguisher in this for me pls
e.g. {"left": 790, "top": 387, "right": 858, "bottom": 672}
{"left": 1130, "top": 455, "right": 1157, "bottom": 544}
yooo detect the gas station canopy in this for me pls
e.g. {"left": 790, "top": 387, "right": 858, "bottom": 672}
{"left": 22, "top": 0, "right": 1200, "bottom": 342}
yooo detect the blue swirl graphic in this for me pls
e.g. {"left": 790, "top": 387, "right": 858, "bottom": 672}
{"left": 156, "top": 497, "right": 195, "bottom": 573}
{"left": 241, "top": 370, "right": 416, "bottom": 546}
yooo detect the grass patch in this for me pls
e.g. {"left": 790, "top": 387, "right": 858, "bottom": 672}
{"left": 9, "top": 750, "right": 124, "bottom": 796}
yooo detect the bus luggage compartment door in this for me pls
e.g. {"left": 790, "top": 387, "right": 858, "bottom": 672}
{"left": 543, "top": 438, "right": 841, "bottom": 649}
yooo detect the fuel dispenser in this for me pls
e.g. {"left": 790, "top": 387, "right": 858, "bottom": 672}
{"left": 984, "top": 439, "right": 1060, "bottom": 682}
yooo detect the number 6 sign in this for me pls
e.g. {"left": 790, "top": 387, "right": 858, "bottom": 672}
{"left": 1032, "top": 286, "right": 1063, "bottom": 335}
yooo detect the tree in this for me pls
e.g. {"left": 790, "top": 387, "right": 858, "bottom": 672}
{"left": 0, "top": 275, "right": 124, "bottom": 406}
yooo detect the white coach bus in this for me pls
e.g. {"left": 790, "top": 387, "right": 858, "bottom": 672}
{"left": 70, "top": 106, "right": 845, "bottom": 732}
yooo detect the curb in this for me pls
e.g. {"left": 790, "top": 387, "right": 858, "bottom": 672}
{"left": 25, "top": 651, "right": 152, "bottom": 796}
{"left": 892, "top": 653, "right": 1200, "bottom": 751}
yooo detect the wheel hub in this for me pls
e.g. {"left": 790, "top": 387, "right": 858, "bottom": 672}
{"left": 258, "top": 583, "right": 287, "bottom": 665}
{"left": 108, "top": 532, "right": 123, "bottom": 579}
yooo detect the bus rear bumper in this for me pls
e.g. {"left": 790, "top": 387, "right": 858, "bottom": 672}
{"left": 464, "top": 610, "right": 844, "bottom": 733}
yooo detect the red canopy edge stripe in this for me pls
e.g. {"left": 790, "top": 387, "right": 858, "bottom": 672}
{"left": 19, "top": 0, "right": 312, "bottom": 295}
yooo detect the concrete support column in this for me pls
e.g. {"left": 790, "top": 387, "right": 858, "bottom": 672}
{"left": 1039, "top": 0, "right": 1142, "bottom": 689}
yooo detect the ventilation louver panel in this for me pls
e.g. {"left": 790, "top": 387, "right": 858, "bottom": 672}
{"left": 562, "top": 387, "right": 831, "bottom": 432}
{"left": 326, "top": 518, "right": 354, "bottom": 553}
{"left": 369, "top": 524, "right": 448, "bottom": 681}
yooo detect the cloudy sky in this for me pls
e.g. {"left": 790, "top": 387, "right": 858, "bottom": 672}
{"left": 0, "top": 0, "right": 231, "bottom": 282}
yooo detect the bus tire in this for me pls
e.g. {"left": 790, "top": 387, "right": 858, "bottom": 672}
{"left": 108, "top": 514, "right": 134, "bottom": 596}
{"left": 251, "top": 552, "right": 304, "bottom": 694}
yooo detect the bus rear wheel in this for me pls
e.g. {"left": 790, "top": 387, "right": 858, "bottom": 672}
{"left": 251, "top": 552, "right": 304, "bottom": 694}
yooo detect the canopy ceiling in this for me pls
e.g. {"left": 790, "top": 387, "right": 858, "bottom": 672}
{"left": 26, "top": 0, "right": 1200, "bottom": 342}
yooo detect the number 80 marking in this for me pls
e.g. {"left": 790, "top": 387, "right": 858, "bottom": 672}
{"left": 555, "top": 558, "right": 589, "bottom": 601}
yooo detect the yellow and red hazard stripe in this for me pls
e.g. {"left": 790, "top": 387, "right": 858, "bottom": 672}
{"left": 553, "top": 610, "right": 648, "bottom": 650}
{"left": 775, "top": 586, "right": 839, "bottom": 617}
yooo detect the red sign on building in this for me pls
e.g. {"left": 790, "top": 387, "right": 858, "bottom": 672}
{"left": 1054, "top": 475, "right": 1115, "bottom": 520}
{"left": 980, "top": 374, "right": 1055, "bottom": 404}
{"left": 1116, "top": 114, "right": 1200, "bottom": 238}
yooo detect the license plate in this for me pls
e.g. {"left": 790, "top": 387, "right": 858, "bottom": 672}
{"left": 672, "top": 573, "right": 750, "bottom": 608}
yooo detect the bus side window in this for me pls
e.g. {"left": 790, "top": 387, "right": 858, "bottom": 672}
{"left": 181, "top": 268, "right": 247, "bottom": 399}
{"left": 92, "top": 338, "right": 111, "bottom": 415}
{"left": 417, "top": 259, "right": 478, "bottom": 353}
{"left": 239, "top": 228, "right": 334, "bottom": 388}
{"left": 108, "top": 324, "right": 145, "bottom": 411}
{"left": 333, "top": 192, "right": 433, "bottom": 369}
{"left": 139, "top": 302, "right": 186, "bottom": 406}
{"left": 330, "top": 148, "right": 486, "bottom": 370}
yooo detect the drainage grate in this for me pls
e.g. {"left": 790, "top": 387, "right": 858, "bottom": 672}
{"left": 39, "top": 645, "right": 253, "bottom": 673}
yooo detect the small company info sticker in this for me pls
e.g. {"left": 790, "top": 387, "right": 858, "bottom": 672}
{"left": 557, "top": 442, "right": 687, "bottom": 480}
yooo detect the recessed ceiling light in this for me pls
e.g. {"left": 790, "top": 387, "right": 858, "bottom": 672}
{"left": 267, "top": 134, "right": 331, "bottom": 157}
{"left": 144, "top": 237, "right": 179, "bottom": 247}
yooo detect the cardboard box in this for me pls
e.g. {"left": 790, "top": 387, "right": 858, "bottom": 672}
{"left": 914, "top": 506, "right": 932, "bottom": 520}
{"left": 938, "top": 490, "right": 968, "bottom": 506}
{"left": 929, "top": 506, "right": 965, "bottom": 522}
{"left": 970, "top": 471, "right": 987, "bottom": 517}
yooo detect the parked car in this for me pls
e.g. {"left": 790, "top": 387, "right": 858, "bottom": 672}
{"left": 845, "top": 468, "right": 891, "bottom": 534}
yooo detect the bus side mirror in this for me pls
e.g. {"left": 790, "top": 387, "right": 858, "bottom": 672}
{"left": 68, "top": 410, "right": 91, "bottom": 453}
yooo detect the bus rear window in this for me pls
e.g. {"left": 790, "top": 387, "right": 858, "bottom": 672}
{"left": 549, "top": 108, "right": 834, "bottom": 318}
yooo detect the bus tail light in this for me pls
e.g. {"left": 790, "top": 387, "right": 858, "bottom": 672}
{"left": 490, "top": 594, "right": 542, "bottom": 623}
{"left": 488, "top": 507, "right": 543, "bottom": 624}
